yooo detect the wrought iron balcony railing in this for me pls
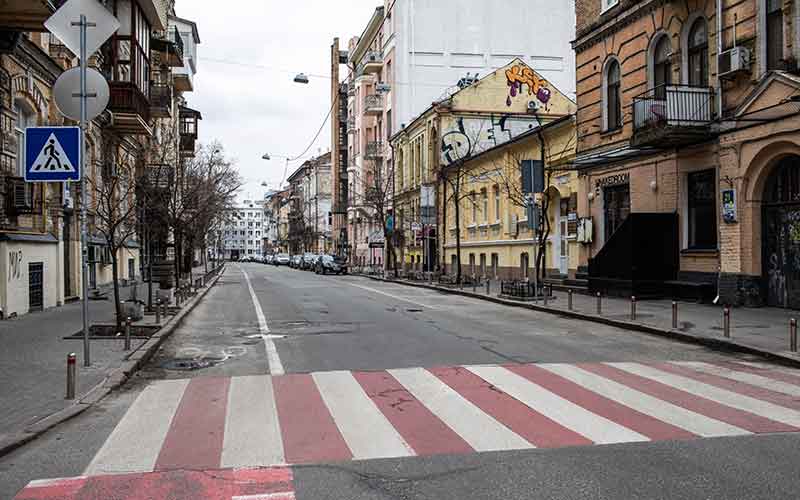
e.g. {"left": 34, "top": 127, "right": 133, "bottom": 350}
{"left": 632, "top": 85, "right": 714, "bottom": 132}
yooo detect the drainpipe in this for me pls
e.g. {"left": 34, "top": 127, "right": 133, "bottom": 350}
{"left": 717, "top": 0, "right": 724, "bottom": 118}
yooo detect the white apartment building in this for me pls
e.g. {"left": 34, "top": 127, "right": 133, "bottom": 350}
{"left": 344, "top": 0, "right": 575, "bottom": 266}
{"left": 222, "top": 200, "right": 267, "bottom": 260}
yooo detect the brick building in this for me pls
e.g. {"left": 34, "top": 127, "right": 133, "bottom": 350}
{"left": 573, "top": 0, "right": 800, "bottom": 308}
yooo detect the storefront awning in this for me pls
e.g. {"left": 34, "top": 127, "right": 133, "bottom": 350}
{"left": 572, "top": 144, "right": 659, "bottom": 170}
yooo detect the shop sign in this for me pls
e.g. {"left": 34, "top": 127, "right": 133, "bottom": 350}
{"left": 595, "top": 172, "right": 630, "bottom": 189}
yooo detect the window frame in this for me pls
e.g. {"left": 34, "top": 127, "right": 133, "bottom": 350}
{"left": 686, "top": 168, "right": 718, "bottom": 250}
{"left": 766, "top": 0, "right": 784, "bottom": 71}
{"left": 603, "top": 58, "right": 622, "bottom": 132}
{"left": 686, "top": 17, "right": 709, "bottom": 87}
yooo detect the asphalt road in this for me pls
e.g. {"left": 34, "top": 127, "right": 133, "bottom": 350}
{"left": 3, "top": 263, "right": 800, "bottom": 499}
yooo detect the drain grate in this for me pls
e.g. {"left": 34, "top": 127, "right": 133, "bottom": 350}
{"left": 161, "top": 357, "right": 224, "bottom": 371}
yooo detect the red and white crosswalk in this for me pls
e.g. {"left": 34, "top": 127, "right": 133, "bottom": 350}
{"left": 69, "top": 360, "right": 800, "bottom": 477}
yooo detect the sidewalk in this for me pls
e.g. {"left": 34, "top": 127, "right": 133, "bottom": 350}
{"left": 0, "top": 282, "right": 152, "bottom": 442}
{"left": 374, "top": 275, "right": 800, "bottom": 366}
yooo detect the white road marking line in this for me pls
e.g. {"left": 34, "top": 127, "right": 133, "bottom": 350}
{"left": 221, "top": 375, "right": 285, "bottom": 468}
{"left": 611, "top": 362, "right": 800, "bottom": 427}
{"left": 540, "top": 364, "right": 749, "bottom": 437}
{"left": 85, "top": 379, "right": 189, "bottom": 475}
{"left": 241, "top": 266, "right": 284, "bottom": 375}
{"left": 233, "top": 494, "right": 295, "bottom": 500}
{"left": 348, "top": 283, "right": 439, "bottom": 310}
{"left": 312, "top": 370, "right": 415, "bottom": 460}
{"left": 675, "top": 362, "right": 800, "bottom": 397}
{"left": 730, "top": 361, "right": 800, "bottom": 379}
{"left": 389, "top": 367, "right": 532, "bottom": 452}
{"left": 468, "top": 365, "right": 648, "bottom": 445}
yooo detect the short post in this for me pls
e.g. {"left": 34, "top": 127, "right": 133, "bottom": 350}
{"left": 473, "top": 276, "right": 477, "bottom": 293}
{"left": 66, "top": 353, "right": 77, "bottom": 400}
{"left": 162, "top": 299, "right": 168, "bottom": 318}
{"left": 124, "top": 317, "right": 131, "bottom": 351}
{"left": 672, "top": 301, "right": 678, "bottom": 329}
{"left": 543, "top": 285, "right": 549, "bottom": 306}
{"left": 486, "top": 280, "right": 490, "bottom": 295}
{"left": 630, "top": 296, "right": 637, "bottom": 321}
{"left": 596, "top": 292, "right": 602, "bottom": 315}
{"left": 176, "top": 290, "right": 181, "bottom": 307}
{"left": 790, "top": 318, "right": 797, "bottom": 352}
{"left": 723, "top": 306, "right": 731, "bottom": 338}
{"left": 155, "top": 298, "right": 161, "bottom": 324}
{"left": 568, "top": 289, "right": 573, "bottom": 311}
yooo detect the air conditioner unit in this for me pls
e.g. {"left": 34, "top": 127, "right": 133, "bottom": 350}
{"left": 527, "top": 101, "right": 539, "bottom": 112}
{"left": 718, "top": 46, "right": 750, "bottom": 79}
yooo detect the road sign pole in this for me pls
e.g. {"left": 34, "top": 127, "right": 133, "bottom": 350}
{"left": 79, "top": 14, "right": 90, "bottom": 367}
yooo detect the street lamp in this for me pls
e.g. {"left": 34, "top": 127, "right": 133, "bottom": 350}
{"left": 294, "top": 73, "right": 310, "bottom": 84}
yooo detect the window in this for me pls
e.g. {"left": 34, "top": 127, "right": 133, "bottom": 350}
{"left": 653, "top": 35, "right": 671, "bottom": 97}
{"left": 687, "top": 169, "right": 717, "bottom": 249}
{"left": 601, "top": 0, "right": 619, "bottom": 12}
{"left": 481, "top": 189, "right": 488, "bottom": 223}
{"left": 493, "top": 185, "right": 501, "bottom": 221}
{"left": 687, "top": 18, "right": 708, "bottom": 86}
{"left": 470, "top": 192, "right": 477, "bottom": 223}
{"left": 13, "top": 99, "right": 36, "bottom": 176}
{"left": 605, "top": 59, "right": 622, "bottom": 131}
{"left": 767, "top": 0, "right": 783, "bottom": 70}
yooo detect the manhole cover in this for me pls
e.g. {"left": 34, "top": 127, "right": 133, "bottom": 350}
{"left": 161, "top": 358, "right": 224, "bottom": 371}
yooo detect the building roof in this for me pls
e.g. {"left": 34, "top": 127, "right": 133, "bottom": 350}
{"left": 168, "top": 14, "right": 201, "bottom": 43}
{"left": 348, "top": 6, "right": 384, "bottom": 66}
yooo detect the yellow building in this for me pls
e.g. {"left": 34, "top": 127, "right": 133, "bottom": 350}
{"left": 441, "top": 115, "right": 577, "bottom": 280}
{"left": 391, "top": 59, "right": 575, "bottom": 273}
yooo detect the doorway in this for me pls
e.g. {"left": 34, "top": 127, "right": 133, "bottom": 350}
{"left": 29, "top": 262, "right": 44, "bottom": 312}
{"left": 559, "top": 217, "right": 569, "bottom": 275}
{"left": 763, "top": 156, "right": 800, "bottom": 308}
{"left": 604, "top": 184, "right": 631, "bottom": 241}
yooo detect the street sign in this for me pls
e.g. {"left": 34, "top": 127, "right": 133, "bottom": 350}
{"left": 54, "top": 67, "right": 109, "bottom": 121}
{"left": 24, "top": 127, "right": 80, "bottom": 182}
{"left": 44, "top": 0, "right": 120, "bottom": 58}
{"left": 521, "top": 159, "right": 545, "bottom": 194}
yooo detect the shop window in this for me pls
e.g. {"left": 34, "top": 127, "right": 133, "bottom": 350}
{"left": 687, "top": 169, "right": 717, "bottom": 249}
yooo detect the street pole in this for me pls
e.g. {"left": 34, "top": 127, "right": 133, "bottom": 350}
{"left": 78, "top": 14, "right": 91, "bottom": 367}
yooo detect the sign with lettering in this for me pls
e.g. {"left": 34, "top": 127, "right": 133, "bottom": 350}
{"left": 595, "top": 172, "right": 630, "bottom": 189}
{"left": 722, "top": 188, "right": 737, "bottom": 223}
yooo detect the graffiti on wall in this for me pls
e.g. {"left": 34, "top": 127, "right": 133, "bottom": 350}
{"left": 440, "top": 115, "right": 542, "bottom": 165}
{"left": 505, "top": 64, "right": 551, "bottom": 109}
{"left": 8, "top": 250, "right": 23, "bottom": 281}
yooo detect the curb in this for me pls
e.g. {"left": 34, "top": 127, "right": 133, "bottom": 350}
{"left": 360, "top": 274, "right": 800, "bottom": 369}
{"left": 0, "top": 266, "right": 226, "bottom": 459}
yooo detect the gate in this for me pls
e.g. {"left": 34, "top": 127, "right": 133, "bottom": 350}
{"left": 763, "top": 156, "right": 800, "bottom": 309}
{"left": 29, "top": 262, "right": 43, "bottom": 311}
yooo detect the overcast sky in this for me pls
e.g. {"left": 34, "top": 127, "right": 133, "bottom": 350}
{"left": 177, "top": 0, "right": 378, "bottom": 203}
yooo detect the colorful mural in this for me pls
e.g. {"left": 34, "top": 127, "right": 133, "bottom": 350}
{"left": 440, "top": 115, "right": 541, "bottom": 165}
{"left": 505, "top": 64, "right": 551, "bottom": 108}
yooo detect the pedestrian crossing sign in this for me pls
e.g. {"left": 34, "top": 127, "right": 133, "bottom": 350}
{"left": 24, "top": 126, "right": 80, "bottom": 182}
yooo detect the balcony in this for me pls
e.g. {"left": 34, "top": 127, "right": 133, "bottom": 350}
{"left": 173, "top": 62, "right": 194, "bottom": 92}
{"left": 631, "top": 85, "right": 715, "bottom": 148}
{"left": 0, "top": 0, "right": 61, "bottom": 31}
{"left": 151, "top": 26, "right": 184, "bottom": 67}
{"left": 109, "top": 82, "right": 152, "bottom": 135}
{"left": 347, "top": 116, "right": 356, "bottom": 134}
{"left": 365, "top": 141, "right": 385, "bottom": 160}
{"left": 360, "top": 51, "right": 383, "bottom": 75}
{"left": 347, "top": 81, "right": 355, "bottom": 97}
{"left": 179, "top": 105, "right": 202, "bottom": 157}
{"left": 149, "top": 83, "right": 173, "bottom": 118}
{"left": 364, "top": 94, "right": 382, "bottom": 116}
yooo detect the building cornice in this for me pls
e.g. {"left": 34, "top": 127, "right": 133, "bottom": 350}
{"left": 573, "top": 0, "right": 662, "bottom": 54}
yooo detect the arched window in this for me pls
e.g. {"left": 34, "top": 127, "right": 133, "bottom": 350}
{"left": 605, "top": 59, "right": 622, "bottom": 131}
{"left": 688, "top": 18, "right": 709, "bottom": 86}
{"left": 653, "top": 35, "right": 672, "bottom": 96}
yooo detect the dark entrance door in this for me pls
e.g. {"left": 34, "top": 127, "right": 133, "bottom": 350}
{"left": 763, "top": 156, "right": 800, "bottom": 308}
{"left": 29, "top": 262, "right": 43, "bottom": 311}
{"left": 604, "top": 184, "right": 631, "bottom": 241}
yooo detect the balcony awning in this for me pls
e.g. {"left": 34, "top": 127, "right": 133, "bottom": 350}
{"left": 179, "top": 105, "right": 202, "bottom": 120}
{"left": 572, "top": 144, "right": 659, "bottom": 170}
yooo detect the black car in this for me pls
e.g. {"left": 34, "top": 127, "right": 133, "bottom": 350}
{"left": 315, "top": 255, "right": 347, "bottom": 275}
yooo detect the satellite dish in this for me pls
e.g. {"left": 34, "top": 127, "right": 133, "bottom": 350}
{"left": 54, "top": 67, "right": 110, "bottom": 121}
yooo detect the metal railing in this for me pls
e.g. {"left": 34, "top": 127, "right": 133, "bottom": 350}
{"left": 109, "top": 82, "right": 151, "bottom": 122}
{"left": 365, "top": 141, "right": 384, "bottom": 159}
{"left": 149, "top": 83, "right": 172, "bottom": 115}
{"left": 500, "top": 280, "right": 541, "bottom": 298}
{"left": 347, "top": 116, "right": 355, "bottom": 132}
{"left": 632, "top": 84, "right": 714, "bottom": 131}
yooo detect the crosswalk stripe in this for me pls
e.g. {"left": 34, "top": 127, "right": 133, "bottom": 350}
{"left": 675, "top": 362, "right": 800, "bottom": 398}
{"left": 430, "top": 366, "right": 592, "bottom": 448}
{"left": 272, "top": 374, "right": 352, "bottom": 463}
{"left": 469, "top": 365, "right": 648, "bottom": 445}
{"left": 222, "top": 375, "right": 285, "bottom": 468}
{"left": 612, "top": 363, "right": 800, "bottom": 428}
{"left": 736, "top": 362, "right": 800, "bottom": 384}
{"left": 84, "top": 379, "right": 188, "bottom": 475}
{"left": 353, "top": 370, "right": 474, "bottom": 456}
{"left": 313, "top": 371, "right": 415, "bottom": 460}
{"left": 155, "top": 376, "right": 230, "bottom": 471}
{"left": 389, "top": 367, "right": 532, "bottom": 452}
{"left": 540, "top": 364, "right": 743, "bottom": 438}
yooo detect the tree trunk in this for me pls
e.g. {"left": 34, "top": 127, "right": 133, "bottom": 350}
{"left": 453, "top": 172, "right": 462, "bottom": 284}
{"left": 111, "top": 248, "right": 122, "bottom": 330}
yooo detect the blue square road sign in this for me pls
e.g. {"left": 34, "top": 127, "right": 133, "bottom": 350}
{"left": 24, "top": 126, "right": 80, "bottom": 182}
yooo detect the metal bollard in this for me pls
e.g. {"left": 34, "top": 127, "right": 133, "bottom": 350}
{"left": 791, "top": 319, "right": 797, "bottom": 352}
{"left": 596, "top": 292, "right": 602, "bottom": 315}
{"left": 630, "top": 296, "right": 637, "bottom": 321}
{"left": 723, "top": 306, "right": 731, "bottom": 338}
{"left": 176, "top": 290, "right": 182, "bottom": 307}
{"left": 162, "top": 299, "right": 168, "bottom": 318}
{"left": 568, "top": 289, "right": 573, "bottom": 311}
{"left": 486, "top": 280, "right": 490, "bottom": 295}
{"left": 66, "top": 353, "right": 77, "bottom": 400}
{"left": 473, "top": 278, "right": 477, "bottom": 293}
{"left": 672, "top": 301, "right": 678, "bottom": 329}
{"left": 124, "top": 317, "right": 132, "bottom": 351}
{"left": 155, "top": 299, "right": 161, "bottom": 324}
{"left": 543, "top": 286, "right": 549, "bottom": 306}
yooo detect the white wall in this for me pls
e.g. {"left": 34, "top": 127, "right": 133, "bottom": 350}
{"left": 0, "top": 241, "right": 60, "bottom": 317}
{"left": 391, "top": 0, "right": 576, "bottom": 132}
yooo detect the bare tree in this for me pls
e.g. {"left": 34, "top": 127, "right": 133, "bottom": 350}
{"left": 357, "top": 154, "right": 399, "bottom": 276}
{"left": 88, "top": 138, "right": 141, "bottom": 330}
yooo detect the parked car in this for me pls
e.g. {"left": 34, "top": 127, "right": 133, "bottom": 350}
{"left": 264, "top": 255, "right": 274, "bottom": 265}
{"left": 274, "top": 253, "right": 290, "bottom": 266}
{"left": 315, "top": 254, "right": 346, "bottom": 275}
{"left": 302, "top": 253, "right": 318, "bottom": 270}
{"left": 291, "top": 255, "right": 303, "bottom": 268}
